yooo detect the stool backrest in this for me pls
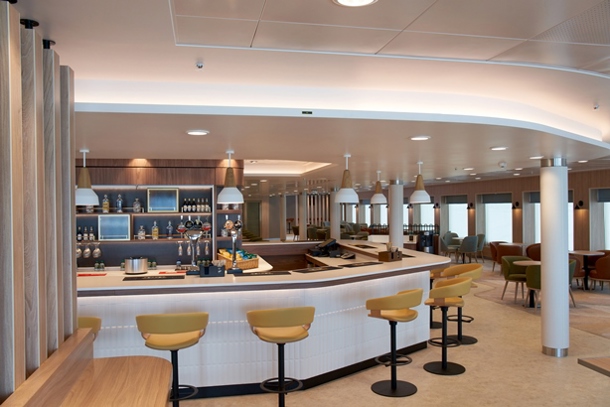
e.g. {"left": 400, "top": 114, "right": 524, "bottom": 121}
{"left": 367, "top": 288, "right": 423, "bottom": 311}
{"left": 247, "top": 306, "right": 315, "bottom": 328}
{"left": 78, "top": 316, "right": 102, "bottom": 339}
{"left": 430, "top": 277, "right": 472, "bottom": 299}
{"left": 441, "top": 264, "right": 482, "bottom": 279}
{"left": 136, "top": 312, "right": 209, "bottom": 335}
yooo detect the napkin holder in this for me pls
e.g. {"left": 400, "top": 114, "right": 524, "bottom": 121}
{"left": 378, "top": 250, "right": 403, "bottom": 262}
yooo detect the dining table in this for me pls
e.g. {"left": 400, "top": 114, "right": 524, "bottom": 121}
{"left": 513, "top": 260, "right": 541, "bottom": 308}
{"left": 569, "top": 250, "right": 604, "bottom": 290}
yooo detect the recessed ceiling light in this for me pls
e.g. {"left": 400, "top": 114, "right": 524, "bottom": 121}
{"left": 514, "top": 173, "right": 520, "bottom": 176}
{"left": 436, "top": 177, "right": 442, "bottom": 180}
{"left": 410, "top": 135, "right": 431, "bottom": 141}
{"left": 332, "top": 0, "right": 377, "bottom": 7}
{"left": 186, "top": 129, "right": 209, "bottom": 136}
{"left": 515, "top": 168, "right": 523, "bottom": 171}
{"left": 244, "top": 186, "right": 250, "bottom": 189}
{"left": 578, "top": 160, "right": 589, "bottom": 163}
{"left": 463, "top": 167, "right": 474, "bottom": 171}
{"left": 490, "top": 146, "right": 508, "bottom": 151}
{"left": 260, "top": 179, "right": 267, "bottom": 182}
{"left": 445, "top": 180, "right": 451, "bottom": 183}
{"left": 250, "top": 183, "right": 258, "bottom": 186}
{"left": 475, "top": 177, "right": 481, "bottom": 180}
{"left": 470, "top": 173, "right": 477, "bottom": 176}
{"left": 529, "top": 156, "right": 544, "bottom": 159}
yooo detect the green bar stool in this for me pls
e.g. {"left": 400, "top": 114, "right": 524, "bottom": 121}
{"left": 246, "top": 306, "right": 315, "bottom": 407}
{"left": 136, "top": 312, "right": 209, "bottom": 407}
{"left": 424, "top": 277, "right": 472, "bottom": 375}
{"left": 366, "top": 288, "right": 423, "bottom": 397}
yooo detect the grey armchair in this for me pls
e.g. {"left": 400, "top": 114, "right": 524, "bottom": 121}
{"left": 456, "top": 235, "right": 479, "bottom": 264}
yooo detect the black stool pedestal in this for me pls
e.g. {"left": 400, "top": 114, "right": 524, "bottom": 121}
{"left": 424, "top": 306, "right": 466, "bottom": 376}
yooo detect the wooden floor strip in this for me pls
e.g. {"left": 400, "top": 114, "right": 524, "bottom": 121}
{"left": 578, "top": 356, "right": 610, "bottom": 377}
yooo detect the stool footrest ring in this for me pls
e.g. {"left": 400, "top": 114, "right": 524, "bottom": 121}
{"left": 447, "top": 314, "right": 474, "bottom": 323}
{"left": 260, "top": 377, "right": 303, "bottom": 395}
{"left": 171, "top": 384, "right": 198, "bottom": 401}
{"left": 428, "top": 336, "right": 460, "bottom": 348}
{"left": 374, "top": 353, "right": 412, "bottom": 367}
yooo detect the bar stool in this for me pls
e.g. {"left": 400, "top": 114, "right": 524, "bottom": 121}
{"left": 246, "top": 306, "right": 315, "bottom": 407}
{"left": 366, "top": 288, "right": 423, "bottom": 397}
{"left": 78, "top": 316, "right": 102, "bottom": 340}
{"left": 441, "top": 264, "right": 482, "bottom": 345}
{"left": 429, "top": 268, "right": 446, "bottom": 329}
{"left": 136, "top": 312, "right": 209, "bottom": 407}
{"left": 424, "top": 277, "right": 472, "bottom": 375}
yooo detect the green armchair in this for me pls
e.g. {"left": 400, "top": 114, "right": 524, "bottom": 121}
{"left": 501, "top": 255, "right": 531, "bottom": 303}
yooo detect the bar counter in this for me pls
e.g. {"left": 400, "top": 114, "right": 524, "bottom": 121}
{"left": 77, "top": 240, "right": 449, "bottom": 392}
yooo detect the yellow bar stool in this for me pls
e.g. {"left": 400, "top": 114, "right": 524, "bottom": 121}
{"left": 78, "top": 316, "right": 102, "bottom": 340}
{"left": 136, "top": 312, "right": 209, "bottom": 407}
{"left": 366, "top": 288, "right": 423, "bottom": 397}
{"left": 424, "top": 277, "right": 472, "bottom": 376}
{"left": 429, "top": 268, "right": 446, "bottom": 329}
{"left": 246, "top": 306, "right": 315, "bottom": 407}
{"left": 441, "top": 264, "right": 483, "bottom": 345}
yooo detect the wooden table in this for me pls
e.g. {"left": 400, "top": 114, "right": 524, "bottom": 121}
{"left": 569, "top": 250, "right": 604, "bottom": 290}
{"left": 514, "top": 260, "right": 541, "bottom": 308}
{"left": 61, "top": 356, "right": 172, "bottom": 406}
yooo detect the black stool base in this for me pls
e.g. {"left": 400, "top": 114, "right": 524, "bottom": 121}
{"left": 173, "top": 384, "right": 198, "bottom": 401}
{"left": 423, "top": 361, "right": 466, "bottom": 376}
{"left": 447, "top": 334, "right": 478, "bottom": 345}
{"left": 371, "top": 380, "right": 417, "bottom": 397}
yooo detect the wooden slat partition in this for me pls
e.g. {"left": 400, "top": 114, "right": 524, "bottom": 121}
{"left": 0, "top": 3, "right": 26, "bottom": 400}
{"left": 21, "top": 24, "right": 48, "bottom": 376}
{"left": 43, "top": 46, "right": 64, "bottom": 354}
{"left": 60, "top": 66, "right": 76, "bottom": 339}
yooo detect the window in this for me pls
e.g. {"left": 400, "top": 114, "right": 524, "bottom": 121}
{"left": 485, "top": 203, "right": 512, "bottom": 242}
{"left": 533, "top": 203, "right": 574, "bottom": 250}
{"left": 417, "top": 203, "right": 435, "bottom": 226}
{"left": 448, "top": 204, "right": 468, "bottom": 237}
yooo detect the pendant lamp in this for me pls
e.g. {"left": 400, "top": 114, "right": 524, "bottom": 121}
{"left": 217, "top": 150, "right": 244, "bottom": 204}
{"left": 370, "top": 170, "right": 387, "bottom": 205}
{"left": 409, "top": 161, "right": 431, "bottom": 204}
{"left": 334, "top": 154, "right": 359, "bottom": 204}
{"left": 75, "top": 149, "right": 100, "bottom": 206}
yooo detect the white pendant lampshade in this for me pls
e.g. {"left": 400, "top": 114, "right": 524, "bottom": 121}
{"left": 75, "top": 149, "right": 99, "bottom": 206}
{"left": 217, "top": 150, "right": 244, "bottom": 204}
{"left": 409, "top": 161, "right": 431, "bottom": 204}
{"left": 335, "top": 154, "right": 359, "bottom": 204}
{"left": 370, "top": 170, "right": 387, "bottom": 205}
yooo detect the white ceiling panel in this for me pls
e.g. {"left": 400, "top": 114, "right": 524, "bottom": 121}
{"left": 174, "top": 16, "right": 258, "bottom": 47}
{"left": 172, "top": 0, "right": 266, "bottom": 19}
{"left": 260, "top": 0, "right": 435, "bottom": 30}
{"left": 493, "top": 41, "right": 610, "bottom": 70}
{"left": 406, "top": 0, "right": 606, "bottom": 39}
{"left": 253, "top": 22, "right": 399, "bottom": 54}
{"left": 380, "top": 32, "right": 523, "bottom": 60}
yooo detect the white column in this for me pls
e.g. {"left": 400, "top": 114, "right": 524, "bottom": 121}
{"left": 299, "top": 191, "right": 307, "bottom": 240}
{"left": 389, "top": 180, "right": 404, "bottom": 248}
{"left": 330, "top": 190, "right": 341, "bottom": 240}
{"left": 279, "top": 194, "right": 286, "bottom": 242}
{"left": 540, "top": 158, "right": 569, "bottom": 357}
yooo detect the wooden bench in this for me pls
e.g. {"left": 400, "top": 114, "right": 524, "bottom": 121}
{"left": 3, "top": 328, "right": 172, "bottom": 407}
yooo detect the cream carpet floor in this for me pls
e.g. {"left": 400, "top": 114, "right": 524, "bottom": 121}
{"left": 181, "top": 260, "right": 610, "bottom": 407}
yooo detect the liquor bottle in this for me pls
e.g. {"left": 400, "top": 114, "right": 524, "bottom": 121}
{"left": 82, "top": 227, "right": 89, "bottom": 241}
{"left": 89, "top": 227, "right": 96, "bottom": 241}
{"left": 77, "top": 226, "right": 83, "bottom": 241}
{"left": 186, "top": 199, "right": 192, "bottom": 213}
{"left": 151, "top": 221, "right": 159, "bottom": 240}
{"left": 204, "top": 198, "right": 211, "bottom": 212}
{"left": 116, "top": 194, "right": 123, "bottom": 213}
{"left": 133, "top": 197, "right": 141, "bottom": 213}
{"left": 137, "top": 225, "right": 146, "bottom": 240}
{"left": 182, "top": 199, "right": 188, "bottom": 213}
{"left": 102, "top": 194, "right": 110, "bottom": 213}
{"left": 166, "top": 221, "right": 173, "bottom": 239}
{"left": 196, "top": 198, "right": 202, "bottom": 212}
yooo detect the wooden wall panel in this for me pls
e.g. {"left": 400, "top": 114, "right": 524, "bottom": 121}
{"left": 21, "top": 25, "right": 48, "bottom": 377}
{"left": 0, "top": 3, "right": 26, "bottom": 401}
{"left": 60, "top": 66, "right": 76, "bottom": 339}
{"left": 43, "top": 47, "right": 62, "bottom": 355}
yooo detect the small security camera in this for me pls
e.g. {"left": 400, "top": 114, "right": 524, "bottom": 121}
{"left": 195, "top": 61, "right": 204, "bottom": 69}
{"left": 499, "top": 161, "right": 507, "bottom": 169}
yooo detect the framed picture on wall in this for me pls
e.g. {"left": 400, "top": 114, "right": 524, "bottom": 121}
{"left": 147, "top": 188, "right": 179, "bottom": 212}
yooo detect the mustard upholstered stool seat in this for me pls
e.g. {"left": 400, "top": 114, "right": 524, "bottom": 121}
{"left": 424, "top": 277, "right": 472, "bottom": 375}
{"left": 246, "top": 306, "right": 315, "bottom": 407}
{"left": 136, "top": 312, "right": 209, "bottom": 407}
{"left": 429, "top": 268, "right": 446, "bottom": 329}
{"left": 366, "top": 288, "right": 423, "bottom": 397}
{"left": 441, "top": 264, "right": 483, "bottom": 345}
{"left": 78, "top": 316, "right": 102, "bottom": 340}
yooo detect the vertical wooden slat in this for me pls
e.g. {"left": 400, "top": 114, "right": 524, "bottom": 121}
{"left": 21, "top": 25, "right": 48, "bottom": 376}
{"left": 43, "top": 46, "right": 62, "bottom": 355}
{"left": 0, "top": 3, "right": 26, "bottom": 401}
{"left": 60, "top": 65, "right": 76, "bottom": 338}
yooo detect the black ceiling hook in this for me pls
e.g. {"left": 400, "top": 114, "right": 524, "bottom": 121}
{"left": 42, "top": 39, "right": 56, "bottom": 49}
{"left": 20, "top": 19, "right": 39, "bottom": 29}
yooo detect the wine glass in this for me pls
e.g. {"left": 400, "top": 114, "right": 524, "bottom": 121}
{"left": 92, "top": 242, "right": 102, "bottom": 258}
{"left": 177, "top": 241, "right": 183, "bottom": 256}
{"left": 76, "top": 243, "right": 82, "bottom": 259}
{"left": 83, "top": 244, "right": 92, "bottom": 258}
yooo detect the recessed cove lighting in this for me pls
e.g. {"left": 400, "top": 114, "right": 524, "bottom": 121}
{"left": 578, "top": 160, "right": 589, "bottom": 163}
{"left": 515, "top": 168, "right": 523, "bottom": 171}
{"left": 410, "top": 135, "right": 431, "bottom": 141}
{"left": 530, "top": 156, "right": 544, "bottom": 160}
{"left": 490, "top": 146, "right": 508, "bottom": 151}
{"left": 463, "top": 167, "right": 474, "bottom": 171}
{"left": 333, "top": 0, "right": 377, "bottom": 7}
{"left": 514, "top": 173, "right": 520, "bottom": 176}
{"left": 187, "top": 129, "right": 209, "bottom": 136}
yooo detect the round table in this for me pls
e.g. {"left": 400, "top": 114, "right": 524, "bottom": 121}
{"left": 514, "top": 260, "right": 541, "bottom": 308}
{"left": 569, "top": 250, "right": 604, "bottom": 290}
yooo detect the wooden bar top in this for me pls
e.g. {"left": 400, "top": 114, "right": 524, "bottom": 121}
{"left": 60, "top": 356, "right": 171, "bottom": 407}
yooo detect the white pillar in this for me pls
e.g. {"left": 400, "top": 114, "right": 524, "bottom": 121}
{"left": 279, "top": 194, "right": 286, "bottom": 242}
{"left": 330, "top": 190, "right": 341, "bottom": 240}
{"left": 299, "top": 191, "right": 307, "bottom": 240}
{"left": 540, "top": 158, "right": 569, "bottom": 357}
{"left": 389, "top": 180, "right": 404, "bottom": 248}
